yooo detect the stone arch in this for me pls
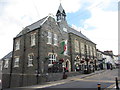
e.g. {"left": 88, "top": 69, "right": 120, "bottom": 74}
{"left": 65, "top": 59, "right": 71, "bottom": 72}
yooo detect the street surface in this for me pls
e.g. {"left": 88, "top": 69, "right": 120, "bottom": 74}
{"left": 3, "top": 69, "right": 119, "bottom": 89}
{"left": 45, "top": 69, "right": 118, "bottom": 88}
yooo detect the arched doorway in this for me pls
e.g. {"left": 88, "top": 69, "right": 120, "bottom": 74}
{"left": 65, "top": 59, "right": 71, "bottom": 72}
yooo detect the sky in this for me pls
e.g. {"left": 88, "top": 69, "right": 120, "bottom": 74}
{"left": 0, "top": 0, "right": 118, "bottom": 59}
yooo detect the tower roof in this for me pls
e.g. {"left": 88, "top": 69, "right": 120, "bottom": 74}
{"left": 58, "top": 3, "right": 64, "bottom": 12}
{"left": 56, "top": 3, "right": 66, "bottom": 15}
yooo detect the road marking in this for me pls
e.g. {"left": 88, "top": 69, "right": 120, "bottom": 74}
{"left": 70, "top": 78, "right": 115, "bottom": 83}
{"left": 83, "top": 73, "right": 102, "bottom": 79}
{"left": 22, "top": 81, "right": 67, "bottom": 88}
{"left": 106, "top": 83, "right": 116, "bottom": 88}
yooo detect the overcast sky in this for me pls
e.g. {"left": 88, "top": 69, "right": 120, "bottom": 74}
{"left": 0, "top": 0, "right": 118, "bottom": 59}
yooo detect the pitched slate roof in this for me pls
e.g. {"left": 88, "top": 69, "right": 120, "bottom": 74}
{"left": 2, "top": 51, "right": 12, "bottom": 60}
{"left": 26, "top": 16, "right": 48, "bottom": 31}
{"left": 16, "top": 16, "right": 48, "bottom": 37}
{"left": 16, "top": 15, "right": 95, "bottom": 44}
{"left": 68, "top": 27, "right": 95, "bottom": 43}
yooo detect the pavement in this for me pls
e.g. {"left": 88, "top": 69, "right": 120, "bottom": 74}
{"left": 5, "top": 70, "right": 105, "bottom": 89}
{"left": 3, "top": 69, "right": 119, "bottom": 89}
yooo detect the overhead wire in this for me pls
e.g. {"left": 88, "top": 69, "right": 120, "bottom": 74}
{"left": 67, "top": 1, "right": 104, "bottom": 23}
{"left": 31, "top": 0, "right": 41, "bottom": 19}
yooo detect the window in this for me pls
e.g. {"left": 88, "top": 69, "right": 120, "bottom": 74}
{"left": 48, "top": 53, "right": 57, "bottom": 64}
{"left": 14, "top": 57, "right": 19, "bottom": 67}
{"left": 4, "top": 59, "right": 9, "bottom": 68}
{"left": 28, "top": 53, "right": 34, "bottom": 67}
{"left": 54, "top": 34, "right": 58, "bottom": 45}
{"left": 75, "top": 39, "right": 79, "bottom": 53}
{"left": 81, "top": 43, "right": 84, "bottom": 54}
{"left": 86, "top": 45, "right": 89, "bottom": 55}
{"left": 47, "top": 32, "right": 52, "bottom": 44}
{"left": 0, "top": 61, "right": 3, "bottom": 70}
{"left": 15, "top": 39, "right": 20, "bottom": 51}
{"left": 93, "top": 47, "right": 96, "bottom": 57}
{"left": 90, "top": 46, "right": 93, "bottom": 56}
{"left": 31, "top": 33, "right": 36, "bottom": 46}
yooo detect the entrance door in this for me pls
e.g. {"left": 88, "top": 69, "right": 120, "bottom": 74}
{"left": 65, "top": 60, "right": 71, "bottom": 72}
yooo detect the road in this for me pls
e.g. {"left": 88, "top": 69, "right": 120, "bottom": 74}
{"left": 4, "top": 69, "right": 119, "bottom": 89}
{"left": 45, "top": 69, "right": 118, "bottom": 88}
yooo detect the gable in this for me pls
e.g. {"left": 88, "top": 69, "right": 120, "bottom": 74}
{"left": 16, "top": 16, "right": 48, "bottom": 38}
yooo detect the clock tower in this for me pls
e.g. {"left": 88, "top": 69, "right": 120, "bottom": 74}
{"left": 56, "top": 3, "right": 66, "bottom": 22}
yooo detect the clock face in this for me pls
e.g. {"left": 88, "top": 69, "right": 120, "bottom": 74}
{"left": 63, "top": 27, "right": 67, "bottom": 32}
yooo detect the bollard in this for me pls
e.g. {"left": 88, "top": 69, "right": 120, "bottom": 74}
{"left": 115, "top": 77, "right": 119, "bottom": 90}
{"left": 97, "top": 83, "right": 101, "bottom": 90}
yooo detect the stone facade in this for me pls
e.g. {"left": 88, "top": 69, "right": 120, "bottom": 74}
{"left": 2, "top": 4, "right": 97, "bottom": 89}
{"left": 69, "top": 33, "right": 97, "bottom": 71}
{"left": 1, "top": 52, "right": 12, "bottom": 89}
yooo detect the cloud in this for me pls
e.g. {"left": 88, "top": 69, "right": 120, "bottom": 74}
{"left": 85, "top": 3, "right": 118, "bottom": 54}
{"left": 0, "top": 0, "right": 83, "bottom": 58}
{"left": 0, "top": 0, "right": 118, "bottom": 59}
{"left": 72, "top": 0, "right": 118, "bottom": 55}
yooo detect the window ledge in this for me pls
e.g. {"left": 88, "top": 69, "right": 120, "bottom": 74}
{"left": 28, "top": 64, "right": 33, "bottom": 67}
{"left": 15, "top": 49, "right": 20, "bottom": 51}
{"left": 14, "top": 65, "right": 19, "bottom": 68}
{"left": 47, "top": 43, "right": 52, "bottom": 45}
{"left": 53, "top": 44, "right": 58, "bottom": 47}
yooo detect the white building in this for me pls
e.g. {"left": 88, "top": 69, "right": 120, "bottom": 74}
{"left": 97, "top": 50, "right": 118, "bottom": 69}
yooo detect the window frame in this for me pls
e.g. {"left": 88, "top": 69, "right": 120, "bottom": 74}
{"left": 90, "top": 46, "right": 93, "bottom": 56}
{"left": 15, "top": 39, "right": 20, "bottom": 51}
{"left": 74, "top": 39, "right": 79, "bottom": 53}
{"left": 14, "top": 56, "right": 19, "bottom": 68}
{"left": 53, "top": 34, "right": 58, "bottom": 46}
{"left": 86, "top": 45, "right": 89, "bottom": 55}
{"left": 31, "top": 33, "right": 36, "bottom": 46}
{"left": 93, "top": 47, "right": 96, "bottom": 57}
{"left": 48, "top": 53, "right": 57, "bottom": 65}
{"left": 28, "top": 53, "right": 34, "bottom": 67}
{"left": 81, "top": 42, "right": 84, "bottom": 54}
{"left": 4, "top": 59, "right": 9, "bottom": 68}
{"left": 47, "top": 32, "right": 52, "bottom": 44}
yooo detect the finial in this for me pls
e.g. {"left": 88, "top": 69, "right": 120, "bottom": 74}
{"left": 59, "top": 0, "right": 62, "bottom": 4}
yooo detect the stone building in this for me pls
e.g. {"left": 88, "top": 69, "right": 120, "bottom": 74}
{"left": 2, "top": 4, "right": 97, "bottom": 89}
{"left": 1, "top": 51, "right": 12, "bottom": 88}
